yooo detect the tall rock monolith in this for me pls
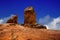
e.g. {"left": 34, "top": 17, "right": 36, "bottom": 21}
{"left": 23, "top": 6, "right": 47, "bottom": 29}
{"left": 24, "top": 6, "right": 36, "bottom": 24}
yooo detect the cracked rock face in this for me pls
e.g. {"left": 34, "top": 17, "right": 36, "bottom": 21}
{"left": 6, "top": 15, "right": 18, "bottom": 24}
{"left": 24, "top": 6, "right": 36, "bottom": 24}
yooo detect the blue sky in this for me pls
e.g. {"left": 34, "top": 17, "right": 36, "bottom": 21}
{"left": 0, "top": 0, "right": 60, "bottom": 30}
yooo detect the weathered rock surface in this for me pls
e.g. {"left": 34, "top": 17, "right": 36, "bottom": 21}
{"left": 5, "top": 6, "right": 47, "bottom": 29}
{"left": 21, "top": 23, "right": 47, "bottom": 29}
{"left": 6, "top": 15, "right": 18, "bottom": 24}
{"left": 24, "top": 6, "right": 36, "bottom": 24}
{"left": 0, "top": 24, "right": 60, "bottom": 40}
{"left": 24, "top": 6, "right": 47, "bottom": 29}
{"left": 0, "top": 6, "right": 60, "bottom": 40}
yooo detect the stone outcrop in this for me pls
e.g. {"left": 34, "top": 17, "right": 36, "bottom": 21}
{"left": 0, "top": 6, "right": 60, "bottom": 40}
{"left": 23, "top": 6, "right": 47, "bottom": 29}
{"left": 6, "top": 15, "right": 18, "bottom": 24}
{"left": 24, "top": 6, "right": 36, "bottom": 24}
{"left": 6, "top": 6, "right": 47, "bottom": 29}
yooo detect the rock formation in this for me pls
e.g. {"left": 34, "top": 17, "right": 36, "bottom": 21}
{"left": 6, "top": 15, "right": 18, "bottom": 24}
{"left": 0, "top": 6, "right": 60, "bottom": 40}
{"left": 24, "top": 6, "right": 47, "bottom": 29}
{"left": 24, "top": 6, "right": 36, "bottom": 24}
{"left": 6, "top": 6, "right": 46, "bottom": 29}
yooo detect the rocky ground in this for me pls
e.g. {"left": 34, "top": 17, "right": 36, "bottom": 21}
{"left": 0, "top": 23, "right": 60, "bottom": 40}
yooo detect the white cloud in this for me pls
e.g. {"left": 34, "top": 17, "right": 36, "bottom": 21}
{"left": 39, "top": 15, "right": 53, "bottom": 25}
{"left": 39, "top": 15, "right": 60, "bottom": 30}
{"left": 0, "top": 19, "right": 4, "bottom": 24}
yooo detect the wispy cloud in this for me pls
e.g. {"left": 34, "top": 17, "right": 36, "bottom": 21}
{"left": 0, "top": 19, "right": 4, "bottom": 24}
{"left": 39, "top": 15, "right": 60, "bottom": 30}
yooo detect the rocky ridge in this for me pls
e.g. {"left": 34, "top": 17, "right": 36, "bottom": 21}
{"left": 0, "top": 23, "right": 60, "bottom": 40}
{"left": 0, "top": 6, "right": 60, "bottom": 40}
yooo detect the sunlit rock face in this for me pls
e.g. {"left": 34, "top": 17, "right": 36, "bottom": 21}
{"left": 6, "top": 6, "right": 46, "bottom": 29}
{"left": 24, "top": 6, "right": 36, "bottom": 24}
{"left": 6, "top": 15, "right": 18, "bottom": 24}
{"left": 1, "top": 6, "right": 60, "bottom": 40}
{"left": 0, "top": 24, "right": 60, "bottom": 40}
{"left": 23, "top": 6, "right": 47, "bottom": 29}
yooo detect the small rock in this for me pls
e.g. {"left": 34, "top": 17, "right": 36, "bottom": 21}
{"left": 6, "top": 15, "right": 18, "bottom": 24}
